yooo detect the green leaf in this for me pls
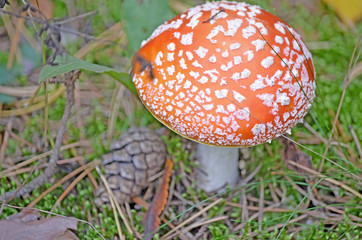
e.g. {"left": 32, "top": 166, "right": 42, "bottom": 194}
{"left": 0, "top": 93, "right": 14, "bottom": 103}
{"left": 122, "top": 0, "right": 174, "bottom": 51}
{"left": 0, "top": 66, "right": 18, "bottom": 85}
{"left": 38, "top": 54, "right": 121, "bottom": 82}
{"left": 106, "top": 71, "right": 138, "bottom": 96}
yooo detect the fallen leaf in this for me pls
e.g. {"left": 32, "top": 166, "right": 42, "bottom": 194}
{"left": 279, "top": 137, "right": 315, "bottom": 176}
{"left": 0, "top": 209, "right": 78, "bottom": 240}
{"left": 323, "top": 0, "right": 362, "bottom": 26}
{"left": 143, "top": 158, "right": 173, "bottom": 240}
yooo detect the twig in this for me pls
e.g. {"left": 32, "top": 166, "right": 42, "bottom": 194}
{"left": 51, "top": 163, "right": 96, "bottom": 211}
{"left": 349, "top": 125, "right": 362, "bottom": 160}
{"left": 0, "top": 141, "right": 89, "bottom": 178}
{"left": 237, "top": 164, "right": 262, "bottom": 186}
{"left": 287, "top": 160, "right": 362, "bottom": 199}
{"left": 109, "top": 188, "right": 124, "bottom": 240}
{"left": 226, "top": 201, "right": 291, "bottom": 213}
{"left": 250, "top": 214, "right": 309, "bottom": 238}
{"left": 2, "top": 164, "right": 46, "bottom": 178}
{"left": 0, "top": 70, "right": 80, "bottom": 202}
{"left": 7, "top": 5, "right": 26, "bottom": 69}
{"left": 282, "top": 135, "right": 359, "bottom": 180}
{"left": 319, "top": 34, "right": 362, "bottom": 171}
{"left": 258, "top": 179, "right": 264, "bottom": 232}
{"left": 202, "top": 8, "right": 225, "bottom": 23}
{"left": 0, "top": 116, "right": 13, "bottom": 164}
{"left": 97, "top": 167, "right": 133, "bottom": 235}
{"left": 132, "top": 196, "right": 189, "bottom": 240}
{"left": 57, "top": 156, "right": 84, "bottom": 165}
{"left": 268, "top": 183, "right": 280, "bottom": 203}
{"left": 169, "top": 216, "right": 228, "bottom": 239}
{"left": 303, "top": 122, "right": 328, "bottom": 145}
{"left": 27, "top": 160, "right": 100, "bottom": 208}
{"left": 6, "top": 128, "right": 44, "bottom": 152}
{"left": 234, "top": 202, "right": 284, "bottom": 233}
{"left": 160, "top": 198, "right": 223, "bottom": 240}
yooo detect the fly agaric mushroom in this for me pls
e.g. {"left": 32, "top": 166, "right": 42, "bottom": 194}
{"left": 131, "top": 1, "right": 316, "bottom": 192}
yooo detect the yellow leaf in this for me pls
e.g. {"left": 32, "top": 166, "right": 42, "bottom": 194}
{"left": 323, "top": 0, "right": 362, "bottom": 25}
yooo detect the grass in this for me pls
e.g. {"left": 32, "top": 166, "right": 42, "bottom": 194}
{"left": 0, "top": 0, "right": 361, "bottom": 239}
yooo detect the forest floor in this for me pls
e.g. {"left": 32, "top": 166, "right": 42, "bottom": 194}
{"left": 0, "top": 0, "right": 361, "bottom": 239}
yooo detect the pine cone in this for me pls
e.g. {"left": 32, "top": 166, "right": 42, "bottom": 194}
{"left": 96, "top": 127, "right": 167, "bottom": 205}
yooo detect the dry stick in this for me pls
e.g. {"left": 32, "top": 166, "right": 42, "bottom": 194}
{"left": 71, "top": 146, "right": 99, "bottom": 189}
{"left": 0, "top": 117, "right": 13, "bottom": 164}
{"left": 0, "top": 71, "right": 79, "bottom": 202}
{"left": 268, "top": 183, "right": 280, "bottom": 203}
{"left": 284, "top": 175, "right": 317, "bottom": 208}
{"left": 160, "top": 217, "right": 191, "bottom": 240}
{"left": 258, "top": 179, "right": 264, "bottom": 232}
{"left": 288, "top": 160, "right": 362, "bottom": 199}
{"left": 234, "top": 202, "right": 284, "bottom": 233}
{"left": 237, "top": 164, "right": 261, "bottom": 236}
{"left": 7, "top": 8, "right": 26, "bottom": 69}
{"left": 324, "top": 206, "right": 362, "bottom": 223}
{"left": 75, "top": 22, "right": 123, "bottom": 59}
{"left": 237, "top": 164, "right": 262, "bottom": 186}
{"left": 74, "top": 81, "right": 84, "bottom": 135}
{"left": 1, "top": 22, "right": 122, "bottom": 118}
{"left": 2, "top": 164, "right": 46, "bottom": 178}
{"left": 303, "top": 122, "right": 329, "bottom": 145}
{"left": 51, "top": 164, "right": 96, "bottom": 211}
{"left": 0, "top": 85, "right": 39, "bottom": 97}
{"left": 0, "top": 202, "right": 106, "bottom": 240}
{"left": 160, "top": 198, "right": 223, "bottom": 240}
{"left": 72, "top": 82, "right": 99, "bottom": 189}
{"left": 241, "top": 187, "right": 248, "bottom": 221}
{"left": 168, "top": 216, "right": 229, "bottom": 240}
{"left": 319, "top": 34, "right": 362, "bottom": 172}
{"left": 0, "top": 163, "right": 38, "bottom": 215}
{"left": 349, "top": 125, "right": 362, "bottom": 160}
{"left": 0, "top": 141, "right": 89, "bottom": 178}
{"left": 328, "top": 109, "right": 350, "bottom": 143}
{"left": 132, "top": 196, "right": 189, "bottom": 240}
{"left": 57, "top": 156, "right": 84, "bottom": 165}
{"left": 1, "top": 10, "right": 22, "bottom": 67}
{"left": 282, "top": 135, "right": 358, "bottom": 180}
{"left": 27, "top": 160, "right": 100, "bottom": 208}
{"left": 327, "top": 111, "right": 357, "bottom": 163}
{"left": 7, "top": 128, "right": 44, "bottom": 152}
{"left": 97, "top": 168, "right": 133, "bottom": 235}
{"left": 247, "top": 195, "right": 274, "bottom": 206}
{"left": 303, "top": 123, "right": 351, "bottom": 149}
{"left": 110, "top": 196, "right": 124, "bottom": 240}
{"left": 226, "top": 201, "right": 291, "bottom": 213}
{"left": 1, "top": 85, "right": 65, "bottom": 117}
{"left": 284, "top": 175, "right": 307, "bottom": 200}
{"left": 124, "top": 202, "right": 138, "bottom": 238}
{"left": 44, "top": 80, "right": 50, "bottom": 149}
{"left": 107, "top": 83, "right": 124, "bottom": 142}
{"left": 249, "top": 214, "right": 309, "bottom": 238}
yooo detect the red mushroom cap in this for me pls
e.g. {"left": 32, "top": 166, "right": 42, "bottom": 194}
{"left": 132, "top": 1, "right": 316, "bottom": 147}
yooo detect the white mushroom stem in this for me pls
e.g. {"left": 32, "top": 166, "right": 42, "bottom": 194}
{"left": 195, "top": 143, "right": 239, "bottom": 192}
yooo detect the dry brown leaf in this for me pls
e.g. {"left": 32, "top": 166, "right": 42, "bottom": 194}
{"left": 0, "top": 209, "right": 78, "bottom": 240}
{"left": 143, "top": 158, "right": 173, "bottom": 240}
{"left": 279, "top": 137, "right": 315, "bottom": 176}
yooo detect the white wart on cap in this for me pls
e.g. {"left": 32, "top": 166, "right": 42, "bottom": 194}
{"left": 132, "top": 1, "right": 316, "bottom": 147}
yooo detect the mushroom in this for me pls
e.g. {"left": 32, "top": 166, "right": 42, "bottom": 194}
{"left": 131, "top": 1, "right": 316, "bottom": 192}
